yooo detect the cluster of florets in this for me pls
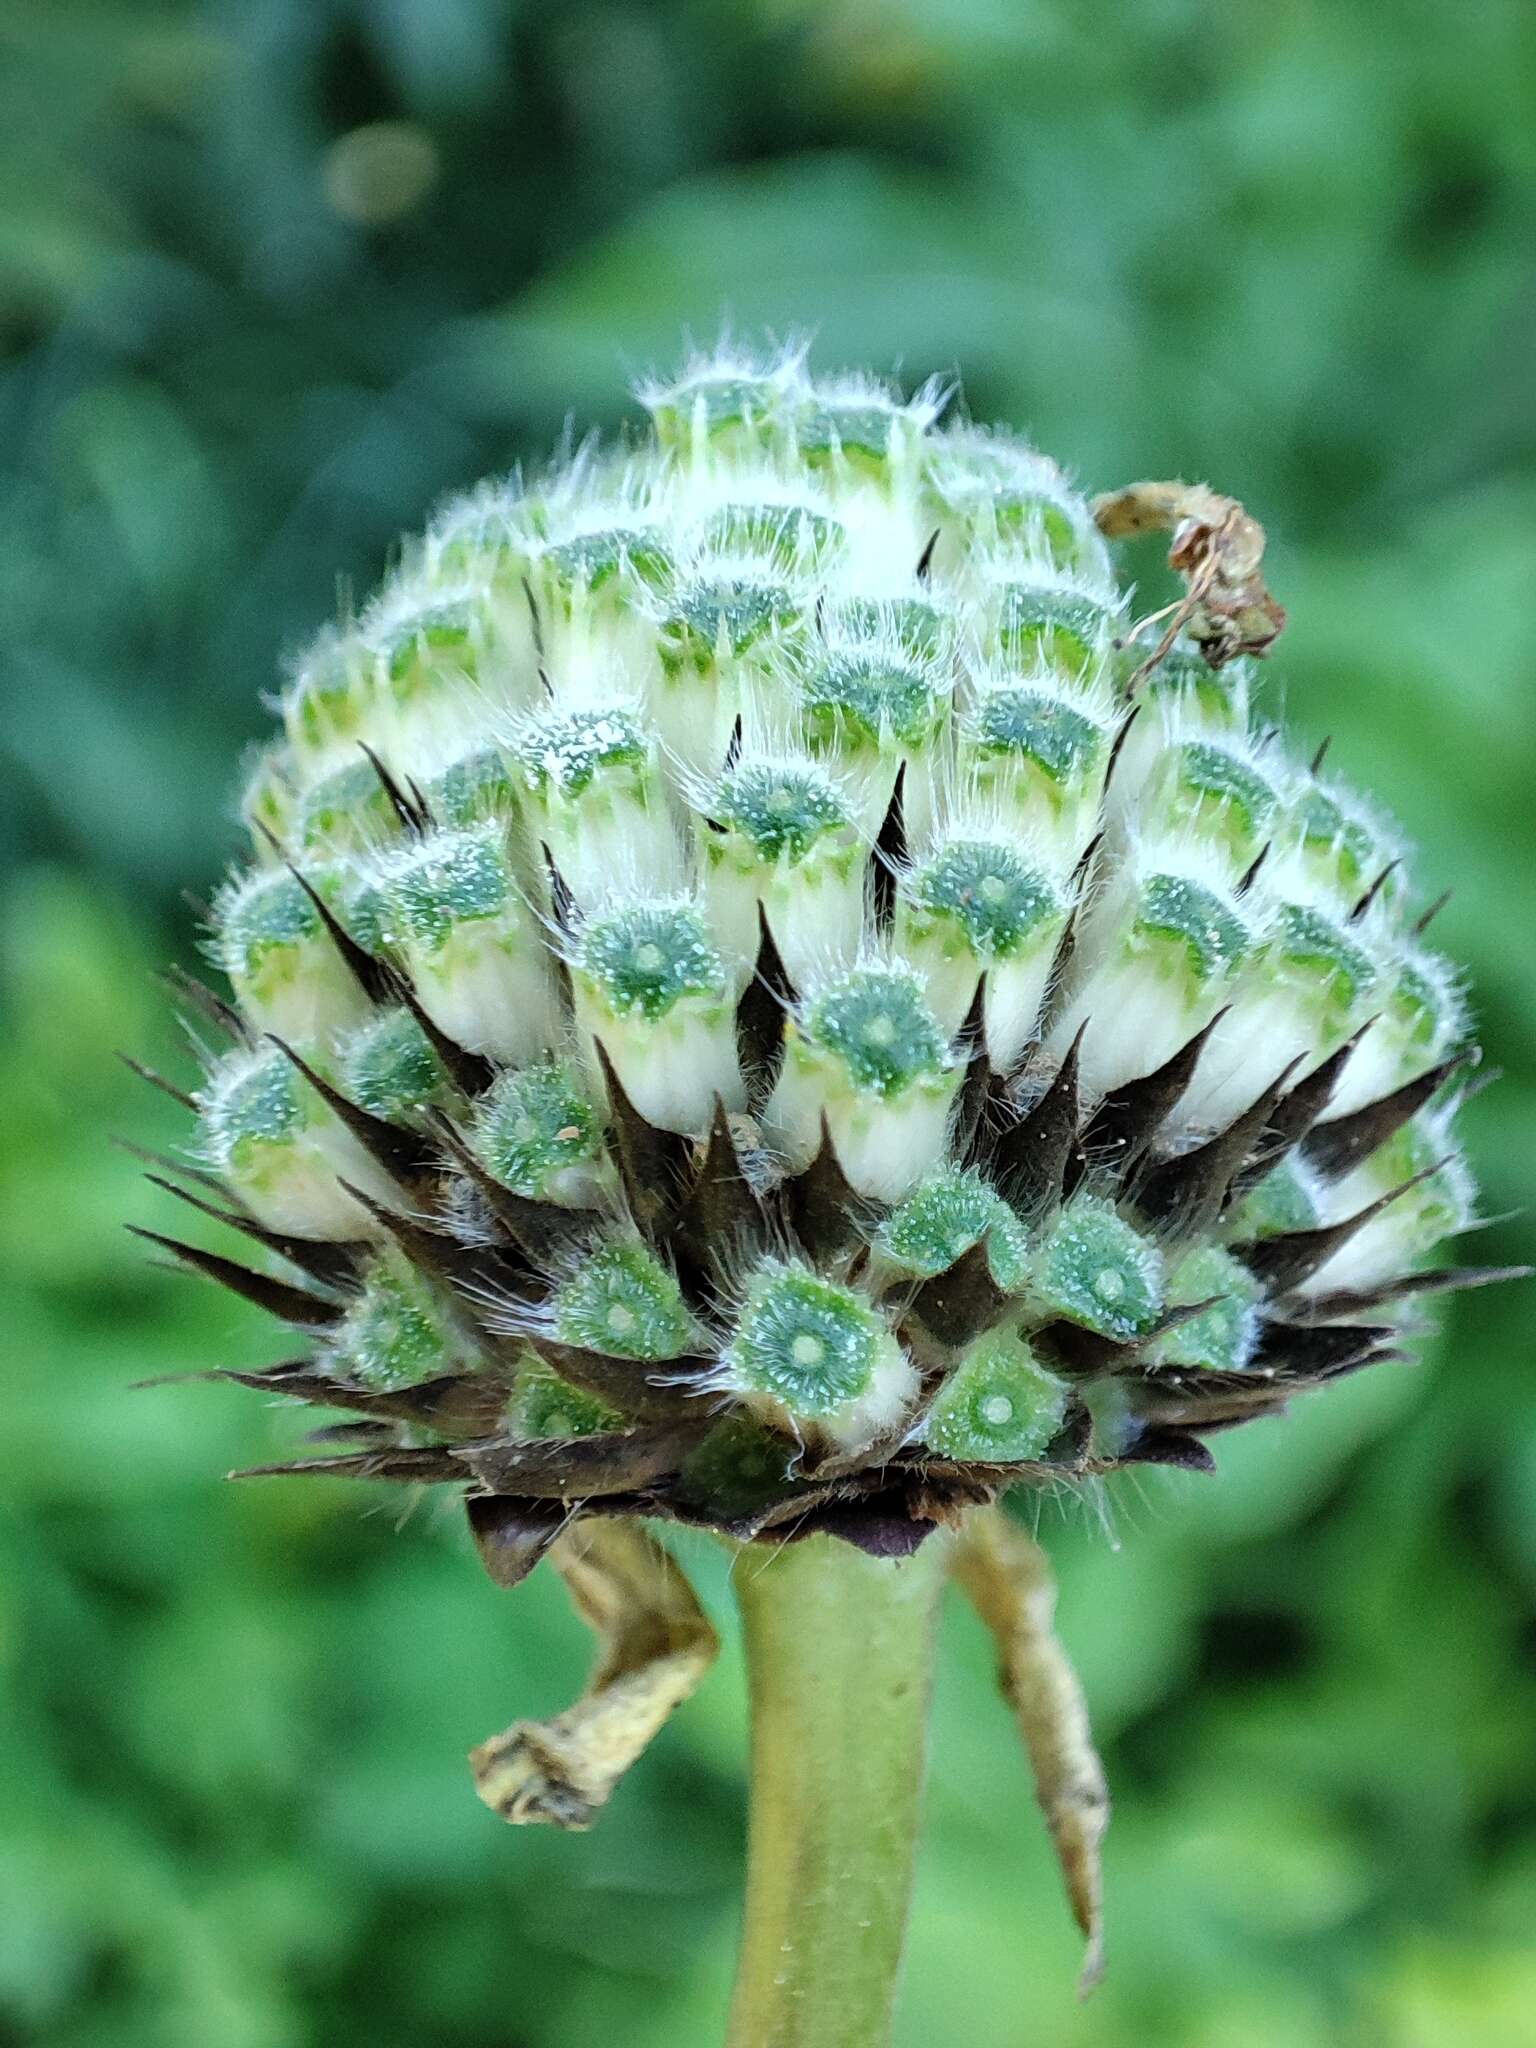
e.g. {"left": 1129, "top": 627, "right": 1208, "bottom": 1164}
{"left": 141, "top": 344, "right": 1486, "bottom": 1569}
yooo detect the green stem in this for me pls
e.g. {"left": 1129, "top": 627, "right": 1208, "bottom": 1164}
{"left": 725, "top": 1531, "right": 951, "bottom": 2048}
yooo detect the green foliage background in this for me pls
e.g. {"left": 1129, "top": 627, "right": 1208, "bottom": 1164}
{"left": 3, "top": 3, "right": 1534, "bottom": 2042}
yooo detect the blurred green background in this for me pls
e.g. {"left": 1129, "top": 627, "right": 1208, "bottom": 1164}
{"left": 4, "top": 2, "right": 1535, "bottom": 2043}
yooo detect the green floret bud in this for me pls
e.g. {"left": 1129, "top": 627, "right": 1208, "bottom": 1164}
{"left": 677, "top": 1414, "right": 801, "bottom": 1520}
{"left": 805, "top": 967, "right": 948, "bottom": 1098}
{"left": 877, "top": 1167, "right": 1031, "bottom": 1290}
{"left": 700, "top": 503, "right": 843, "bottom": 571}
{"left": 199, "top": 1044, "right": 389, "bottom": 1239}
{"left": 1149, "top": 1246, "right": 1262, "bottom": 1373}
{"left": 542, "top": 526, "right": 671, "bottom": 597}
{"left": 1132, "top": 872, "right": 1250, "bottom": 987}
{"left": 797, "top": 390, "right": 928, "bottom": 479}
{"left": 240, "top": 745, "right": 297, "bottom": 847}
{"left": 648, "top": 371, "right": 791, "bottom": 453}
{"left": 996, "top": 585, "right": 1111, "bottom": 674}
{"left": 385, "top": 826, "right": 513, "bottom": 951}
{"left": 297, "top": 757, "right": 402, "bottom": 852}
{"left": 660, "top": 576, "right": 798, "bottom": 667}
{"left": 968, "top": 687, "right": 1104, "bottom": 784}
{"left": 577, "top": 901, "right": 725, "bottom": 1021}
{"left": 724, "top": 1263, "right": 916, "bottom": 1450}
{"left": 1228, "top": 1155, "right": 1321, "bottom": 1242}
{"left": 213, "top": 864, "right": 370, "bottom": 1040}
{"left": 427, "top": 746, "right": 519, "bottom": 826}
{"left": 1267, "top": 902, "right": 1377, "bottom": 1025}
{"left": 712, "top": 762, "right": 853, "bottom": 865}
{"left": 473, "top": 1058, "right": 607, "bottom": 1205}
{"left": 376, "top": 596, "right": 480, "bottom": 700}
{"left": 519, "top": 705, "right": 650, "bottom": 800}
{"left": 507, "top": 1361, "right": 623, "bottom": 1441}
{"left": 553, "top": 1240, "right": 697, "bottom": 1361}
{"left": 1293, "top": 785, "right": 1376, "bottom": 894}
{"left": 1138, "top": 649, "right": 1248, "bottom": 727}
{"left": 1161, "top": 742, "right": 1279, "bottom": 865}
{"left": 832, "top": 597, "right": 948, "bottom": 659}
{"left": 283, "top": 635, "right": 373, "bottom": 761}
{"left": 1388, "top": 956, "right": 1460, "bottom": 1057}
{"left": 801, "top": 649, "right": 943, "bottom": 752}
{"left": 904, "top": 841, "right": 1060, "bottom": 960}
{"left": 382, "top": 824, "right": 552, "bottom": 1063}
{"left": 338, "top": 1008, "right": 448, "bottom": 1124}
{"left": 332, "top": 1250, "right": 468, "bottom": 1391}
{"left": 1031, "top": 1196, "right": 1164, "bottom": 1341}
{"left": 994, "top": 497, "right": 1082, "bottom": 567}
{"left": 922, "top": 1330, "right": 1068, "bottom": 1462}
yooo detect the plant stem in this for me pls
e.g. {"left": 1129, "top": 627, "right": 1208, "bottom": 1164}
{"left": 725, "top": 1531, "right": 951, "bottom": 2048}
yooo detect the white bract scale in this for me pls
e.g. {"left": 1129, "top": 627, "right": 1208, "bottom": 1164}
{"left": 212, "top": 866, "right": 373, "bottom": 1045}
{"left": 1182, "top": 891, "right": 1382, "bottom": 1128}
{"left": 381, "top": 823, "right": 556, "bottom": 1062}
{"left": 198, "top": 1044, "right": 396, "bottom": 1240}
{"left": 515, "top": 699, "right": 684, "bottom": 912}
{"left": 570, "top": 897, "right": 745, "bottom": 1134}
{"left": 720, "top": 1261, "right": 918, "bottom": 1454}
{"left": 922, "top": 428, "right": 1116, "bottom": 593}
{"left": 763, "top": 965, "right": 960, "bottom": 1201}
{"left": 699, "top": 755, "right": 866, "bottom": 990}
{"left": 281, "top": 628, "right": 379, "bottom": 776}
{"left": 1300, "top": 1109, "right": 1473, "bottom": 1299}
{"left": 1322, "top": 939, "right": 1465, "bottom": 1120}
{"left": 1048, "top": 853, "right": 1251, "bottom": 1102}
{"left": 1118, "top": 733, "right": 1281, "bottom": 882}
{"left": 1111, "top": 652, "right": 1252, "bottom": 796}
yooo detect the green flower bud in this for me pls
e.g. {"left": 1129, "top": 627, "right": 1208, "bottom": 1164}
{"left": 960, "top": 682, "right": 1110, "bottom": 869}
{"left": 572, "top": 897, "right": 742, "bottom": 1134}
{"left": 330, "top": 1248, "right": 473, "bottom": 1391}
{"left": 518, "top": 702, "right": 679, "bottom": 908}
{"left": 1149, "top": 1246, "right": 1262, "bottom": 1373}
{"left": 722, "top": 1261, "right": 917, "bottom": 1453}
{"left": 766, "top": 966, "right": 958, "bottom": 1200}
{"left": 212, "top": 865, "right": 372, "bottom": 1043}
{"left": 1051, "top": 866, "right": 1250, "bottom": 1100}
{"left": 198, "top": 1044, "right": 394, "bottom": 1239}
{"left": 895, "top": 836, "right": 1065, "bottom": 1060}
{"left": 282, "top": 631, "right": 375, "bottom": 768}
{"left": 473, "top": 1057, "right": 610, "bottom": 1207}
{"left": 507, "top": 1359, "right": 624, "bottom": 1441}
{"left": 994, "top": 584, "right": 1114, "bottom": 676}
{"left": 1030, "top": 1196, "right": 1164, "bottom": 1342}
{"left": 383, "top": 824, "right": 555, "bottom": 1061}
{"left": 338, "top": 1007, "right": 450, "bottom": 1124}
{"left": 921, "top": 1329, "right": 1068, "bottom": 1461}
{"left": 297, "top": 757, "right": 403, "bottom": 853}
{"left": 553, "top": 1239, "right": 698, "bottom": 1361}
{"left": 702, "top": 759, "right": 864, "bottom": 986}
{"left": 876, "top": 1167, "right": 1030, "bottom": 1291}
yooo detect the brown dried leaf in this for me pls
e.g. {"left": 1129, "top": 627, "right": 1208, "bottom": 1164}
{"left": 1093, "top": 478, "right": 1286, "bottom": 679}
{"left": 952, "top": 1507, "right": 1109, "bottom": 1996}
{"left": 469, "top": 1520, "right": 718, "bottom": 1829}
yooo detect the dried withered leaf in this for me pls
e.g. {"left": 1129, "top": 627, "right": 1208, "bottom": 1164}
{"left": 469, "top": 1520, "right": 718, "bottom": 1828}
{"left": 1093, "top": 478, "right": 1286, "bottom": 676}
{"left": 952, "top": 1507, "right": 1109, "bottom": 1997}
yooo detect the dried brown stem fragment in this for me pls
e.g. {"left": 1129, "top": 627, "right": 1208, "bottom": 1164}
{"left": 952, "top": 1506, "right": 1109, "bottom": 1996}
{"left": 1093, "top": 478, "right": 1286, "bottom": 679}
{"left": 470, "top": 1520, "right": 717, "bottom": 1829}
